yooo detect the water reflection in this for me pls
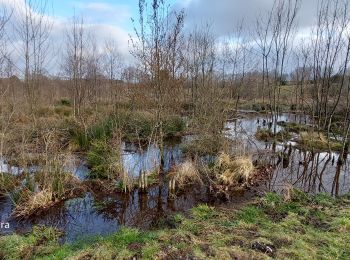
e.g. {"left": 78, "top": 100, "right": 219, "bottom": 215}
{"left": 1, "top": 111, "right": 349, "bottom": 240}
{"left": 0, "top": 183, "right": 208, "bottom": 241}
{"left": 224, "top": 112, "right": 350, "bottom": 196}
{"left": 122, "top": 141, "right": 182, "bottom": 176}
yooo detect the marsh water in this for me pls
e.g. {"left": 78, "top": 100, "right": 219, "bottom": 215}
{"left": 1, "top": 111, "right": 349, "bottom": 241}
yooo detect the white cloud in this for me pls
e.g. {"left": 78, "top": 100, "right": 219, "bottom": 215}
{"left": 72, "top": 1, "right": 131, "bottom": 24}
{"left": 0, "top": 0, "right": 133, "bottom": 75}
{"left": 175, "top": 0, "right": 319, "bottom": 36}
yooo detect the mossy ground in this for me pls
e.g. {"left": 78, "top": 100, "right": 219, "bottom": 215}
{"left": 1, "top": 190, "right": 349, "bottom": 259}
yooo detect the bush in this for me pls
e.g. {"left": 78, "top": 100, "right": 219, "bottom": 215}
{"left": 163, "top": 116, "right": 186, "bottom": 137}
{"left": 182, "top": 135, "right": 226, "bottom": 156}
{"left": 87, "top": 140, "right": 110, "bottom": 178}
{"left": 0, "top": 173, "right": 18, "bottom": 194}
{"left": 54, "top": 106, "right": 72, "bottom": 117}
{"left": 87, "top": 139, "right": 122, "bottom": 179}
{"left": 298, "top": 131, "right": 343, "bottom": 152}
{"left": 59, "top": 98, "right": 72, "bottom": 106}
{"left": 252, "top": 104, "right": 262, "bottom": 112}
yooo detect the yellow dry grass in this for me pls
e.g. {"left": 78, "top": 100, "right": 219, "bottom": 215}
{"left": 169, "top": 160, "right": 203, "bottom": 188}
{"left": 300, "top": 131, "right": 327, "bottom": 143}
{"left": 215, "top": 153, "right": 254, "bottom": 186}
{"left": 13, "top": 189, "right": 54, "bottom": 218}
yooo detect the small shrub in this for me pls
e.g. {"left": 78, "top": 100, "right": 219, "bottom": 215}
{"left": 277, "top": 122, "right": 309, "bottom": 133}
{"left": 13, "top": 189, "right": 54, "bottom": 218}
{"left": 182, "top": 135, "right": 226, "bottom": 156}
{"left": 59, "top": 98, "right": 72, "bottom": 106}
{"left": 0, "top": 173, "right": 18, "bottom": 194}
{"left": 87, "top": 139, "right": 122, "bottom": 179}
{"left": 163, "top": 116, "right": 186, "bottom": 137}
{"left": 87, "top": 140, "right": 110, "bottom": 178}
{"left": 252, "top": 104, "right": 262, "bottom": 112}
{"left": 54, "top": 106, "right": 72, "bottom": 117}
{"left": 255, "top": 128, "right": 292, "bottom": 142}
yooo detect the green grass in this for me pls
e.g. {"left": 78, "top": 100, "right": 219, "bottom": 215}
{"left": 86, "top": 139, "right": 121, "bottom": 179}
{"left": 70, "top": 109, "right": 186, "bottom": 151}
{"left": 0, "top": 173, "right": 18, "bottom": 194}
{"left": 0, "top": 226, "right": 61, "bottom": 260}
{"left": 1, "top": 190, "right": 350, "bottom": 259}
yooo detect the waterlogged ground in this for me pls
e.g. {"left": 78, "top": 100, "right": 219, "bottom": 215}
{"left": 1, "top": 191, "right": 350, "bottom": 259}
{"left": 0, "top": 112, "right": 349, "bottom": 241}
{"left": 225, "top": 112, "right": 350, "bottom": 195}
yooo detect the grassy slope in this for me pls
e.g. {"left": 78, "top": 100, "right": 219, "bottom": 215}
{"left": 1, "top": 190, "right": 350, "bottom": 259}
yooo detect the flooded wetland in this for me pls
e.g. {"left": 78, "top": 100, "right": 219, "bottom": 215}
{"left": 1, "top": 112, "right": 348, "bottom": 243}
{"left": 1, "top": 0, "right": 350, "bottom": 258}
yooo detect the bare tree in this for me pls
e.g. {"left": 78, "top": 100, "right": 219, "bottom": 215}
{"left": 0, "top": 6, "right": 13, "bottom": 164}
{"left": 103, "top": 38, "right": 123, "bottom": 103}
{"left": 13, "top": 0, "right": 52, "bottom": 114}
{"left": 63, "top": 14, "right": 86, "bottom": 117}
{"left": 131, "top": 0, "right": 185, "bottom": 164}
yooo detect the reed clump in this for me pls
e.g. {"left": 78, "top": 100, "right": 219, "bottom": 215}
{"left": 168, "top": 160, "right": 203, "bottom": 190}
{"left": 12, "top": 189, "right": 54, "bottom": 218}
{"left": 0, "top": 173, "right": 19, "bottom": 195}
{"left": 12, "top": 171, "right": 85, "bottom": 218}
{"left": 214, "top": 153, "right": 254, "bottom": 187}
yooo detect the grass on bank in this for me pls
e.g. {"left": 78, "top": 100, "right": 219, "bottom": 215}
{"left": 1, "top": 189, "right": 350, "bottom": 259}
{"left": 255, "top": 128, "right": 292, "bottom": 142}
{"left": 298, "top": 131, "right": 344, "bottom": 152}
{"left": 72, "top": 110, "right": 186, "bottom": 151}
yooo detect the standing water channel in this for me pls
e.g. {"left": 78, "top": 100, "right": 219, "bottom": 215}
{"left": 0, "top": 111, "right": 349, "bottom": 241}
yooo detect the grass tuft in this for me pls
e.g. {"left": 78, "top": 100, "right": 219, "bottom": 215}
{"left": 214, "top": 153, "right": 254, "bottom": 186}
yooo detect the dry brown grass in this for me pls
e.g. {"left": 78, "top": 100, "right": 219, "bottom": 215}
{"left": 13, "top": 189, "right": 54, "bottom": 218}
{"left": 214, "top": 153, "right": 254, "bottom": 186}
{"left": 13, "top": 172, "right": 85, "bottom": 218}
{"left": 168, "top": 160, "right": 203, "bottom": 189}
{"left": 299, "top": 131, "right": 342, "bottom": 151}
{"left": 300, "top": 131, "right": 327, "bottom": 143}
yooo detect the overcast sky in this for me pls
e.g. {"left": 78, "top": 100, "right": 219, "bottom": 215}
{"left": 0, "top": 0, "right": 322, "bottom": 73}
